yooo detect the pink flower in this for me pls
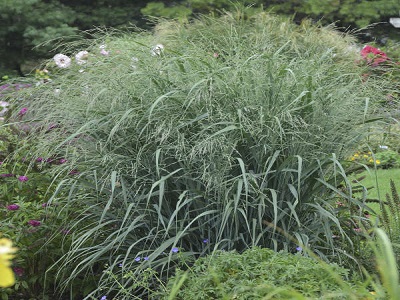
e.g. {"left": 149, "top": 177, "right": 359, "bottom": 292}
{"left": 18, "top": 107, "right": 28, "bottom": 116}
{"left": 6, "top": 204, "right": 20, "bottom": 211}
{"left": 18, "top": 175, "right": 28, "bottom": 182}
{"left": 353, "top": 228, "right": 362, "bottom": 233}
{"left": 28, "top": 220, "right": 41, "bottom": 227}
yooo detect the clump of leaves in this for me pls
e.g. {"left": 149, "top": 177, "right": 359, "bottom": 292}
{"left": 159, "top": 247, "right": 373, "bottom": 300}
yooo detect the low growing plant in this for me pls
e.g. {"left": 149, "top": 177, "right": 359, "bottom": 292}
{"left": 159, "top": 247, "right": 373, "bottom": 300}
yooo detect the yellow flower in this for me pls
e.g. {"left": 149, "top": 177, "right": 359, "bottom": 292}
{"left": 369, "top": 159, "right": 374, "bottom": 163}
{"left": 363, "top": 154, "right": 368, "bottom": 158}
{"left": 0, "top": 238, "right": 17, "bottom": 288}
{"left": 376, "top": 160, "right": 381, "bottom": 165}
{"left": 354, "top": 153, "right": 359, "bottom": 157}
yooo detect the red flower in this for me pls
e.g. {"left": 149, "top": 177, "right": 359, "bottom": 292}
{"left": 360, "top": 45, "right": 389, "bottom": 66}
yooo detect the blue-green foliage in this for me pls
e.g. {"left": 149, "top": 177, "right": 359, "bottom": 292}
{"left": 12, "top": 11, "right": 395, "bottom": 298}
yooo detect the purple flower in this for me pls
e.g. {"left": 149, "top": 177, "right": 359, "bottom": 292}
{"left": 18, "top": 175, "right": 28, "bottom": 182}
{"left": 59, "top": 158, "right": 67, "bottom": 164}
{"left": 100, "top": 297, "right": 107, "bottom": 300}
{"left": 48, "top": 123, "right": 58, "bottom": 131}
{"left": 28, "top": 220, "right": 41, "bottom": 227}
{"left": 0, "top": 161, "right": 3, "bottom": 165}
{"left": 13, "top": 267, "right": 24, "bottom": 277}
{"left": 134, "top": 257, "right": 141, "bottom": 262}
{"left": 61, "top": 229, "right": 71, "bottom": 235}
{"left": 18, "top": 107, "right": 28, "bottom": 116}
{"left": 0, "top": 173, "right": 14, "bottom": 178}
{"left": 42, "top": 203, "right": 49, "bottom": 208}
{"left": 296, "top": 246, "right": 302, "bottom": 252}
{"left": 0, "top": 84, "right": 11, "bottom": 90}
{"left": 7, "top": 204, "right": 20, "bottom": 211}
{"left": 143, "top": 256, "right": 149, "bottom": 261}
{"left": 69, "top": 169, "right": 80, "bottom": 175}
{"left": 36, "top": 157, "right": 43, "bottom": 162}
{"left": 118, "top": 263, "right": 123, "bottom": 267}
{"left": 203, "top": 239, "right": 209, "bottom": 244}
{"left": 171, "top": 247, "right": 179, "bottom": 253}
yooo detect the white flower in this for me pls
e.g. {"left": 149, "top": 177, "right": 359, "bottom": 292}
{"left": 131, "top": 57, "right": 139, "bottom": 69}
{"left": 0, "top": 101, "right": 9, "bottom": 117}
{"left": 100, "top": 49, "right": 109, "bottom": 56}
{"left": 75, "top": 50, "right": 89, "bottom": 65}
{"left": 79, "top": 69, "right": 85, "bottom": 73}
{"left": 53, "top": 54, "right": 71, "bottom": 68}
{"left": 379, "top": 145, "right": 389, "bottom": 149}
{"left": 54, "top": 89, "right": 61, "bottom": 96}
{"left": 151, "top": 44, "right": 164, "bottom": 56}
{"left": 99, "top": 44, "right": 107, "bottom": 49}
{"left": 0, "top": 101, "right": 9, "bottom": 108}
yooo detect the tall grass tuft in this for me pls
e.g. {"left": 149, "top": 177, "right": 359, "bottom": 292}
{"left": 13, "top": 10, "right": 395, "bottom": 298}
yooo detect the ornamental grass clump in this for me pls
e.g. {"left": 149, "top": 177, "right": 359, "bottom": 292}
{"left": 12, "top": 11, "right": 396, "bottom": 298}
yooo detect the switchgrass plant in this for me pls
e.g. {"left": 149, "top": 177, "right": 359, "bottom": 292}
{"left": 10, "top": 10, "right": 397, "bottom": 298}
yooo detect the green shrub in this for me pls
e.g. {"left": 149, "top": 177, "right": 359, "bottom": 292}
{"left": 374, "top": 150, "right": 400, "bottom": 169}
{"left": 346, "top": 149, "right": 400, "bottom": 169}
{"left": 0, "top": 123, "right": 74, "bottom": 299}
{"left": 11, "top": 10, "right": 395, "bottom": 298}
{"left": 160, "top": 247, "right": 373, "bottom": 299}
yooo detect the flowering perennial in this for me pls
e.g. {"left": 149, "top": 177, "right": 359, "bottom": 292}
{"left": 6, "top": 204, "right": 20, "bottom": 211}
{"left": 28, "top": 220, "right": 41, "bottom": 227}
{"left": 151, "top": 44, "right": 164, "bottom": 56}
{"left": 75, "top": 51, "right": 89, "bottom": 65}
{"left": 17, "top": 175, "right": 28, "bottom": 182}
{"left": 0, "top": 238, "right": 17, "bottom": 287}
{"left": 53, "top": 54, "right": 72, "bottom": 68}
{"left": 360, "top": 45, "right": 389, "bottom": 66}
{"left": 18, "top": 107, "right": 28, "bottom": 116}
